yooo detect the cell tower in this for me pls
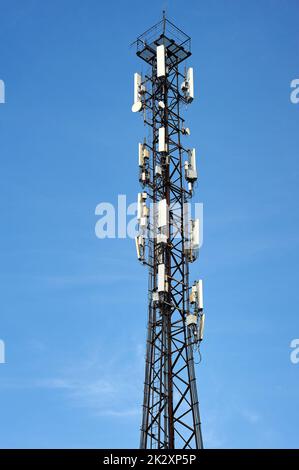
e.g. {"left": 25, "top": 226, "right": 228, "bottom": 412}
{"left": 132, "top": 13, "right": 205, "bottom": 449}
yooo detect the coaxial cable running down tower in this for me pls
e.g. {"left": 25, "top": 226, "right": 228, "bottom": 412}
{"left": 132, "top": 13, "right": 205, "bottom": 449}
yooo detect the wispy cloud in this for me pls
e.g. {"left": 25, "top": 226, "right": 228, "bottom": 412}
{"left": 240, "top": 408, "right": 261, "bottom": 425}
{"left": 25, "top": 273, "right": 142, "bottom": 289}
{"left": 97, "top": 408, "right": 140, "bottom": 418}
{"left": 34, "top": 376, "right": 129, "bottom": 415}
{"left": 0, "top": 344, "right": 144, "bottom": 420}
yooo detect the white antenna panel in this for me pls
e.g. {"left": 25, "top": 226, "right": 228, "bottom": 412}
{"left": 157, "top": 45, "right": 166, "bottom": 78}
{"left": 158, "top": 263, "right": 166, "bottom": 292}
{"left": 135, "top": 235, "right": 144, "bottom": 260}
{"left": 197, "top": 279, "right": 203, "bottom": 310}
{"left": 138, "top": 143, "right": 143, "bottom": 166}
{"left": 187, "top": 67, "right": 194, "bottom": 101}
{"left": 158, "top": 127, "right": 167, "bottom": 152}
{"left": 132, "top": 73, "right": 143, "bottom": 112}
{"left": 191, "top": 219, "right": 200, "bottom": 251}
{"left": 190, "top": 148, "right": 197, "bottom": 173}
{"left": 199, "top": 313, "right": 205, "bottom": 340}
{"left": 135, "top": 236, "right": 140, "bottom": 259}
{"left": 186, "top": 148, "right": 197, "bottom": 182}
{"left": 137, "top": 193, "right": 142, "bottom": 220}
{"left": 134, "top": 73, "right": 141, "bottom": 104}
{"left": 138, "top": 143, "right": 149, "bottom": 166}
{"left": 157, "top": 198, "right": 168, "bottom": 228}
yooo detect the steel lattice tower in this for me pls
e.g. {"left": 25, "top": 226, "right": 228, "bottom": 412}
{"left": 132, "top": 14, "right": 204, "bottom": 449}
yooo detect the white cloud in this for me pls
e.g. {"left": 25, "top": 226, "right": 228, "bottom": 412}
{"left": 2, "top": 345, "right": 144, "bottom": 420}
{"left": 97, "top": 408, "right": 140, "bottom": 418}
{"left": 240, "top": 408, "right": 261, "bottom": 424}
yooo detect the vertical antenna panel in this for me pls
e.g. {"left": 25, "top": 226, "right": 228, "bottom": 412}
{"left": 158, "top": 127, "right": 167, "bottom": 152}
{"left": 137, "top": 193, "right": 142, "bottom": 221}
{"left": 138, "top": 143, "right": 144, "bottom": 166}
{"left": 157, "top": 199, "right": 168, "bottom": 228}
{"left": 134, "top": 72, "right": 142, "bottom": 104}
{"left": 157, "top": 263, "right": 166, "bottom": 292}
{"left": 198, "top": 280, "right": 204, "bottom": 310}
{"left": 187, "top": 67, "right": 194, "bottom": 100}
{"left": 192, "top": 219, "right": 200, "bottom": 251}
{"left": 157, "top": 45, "right": 166, "bottom": 77}
{"left": 199, "top": 313, "right": 205, "bottom": 340}
{"left": 190, "top": 148, "right": 197, "bottom": 173}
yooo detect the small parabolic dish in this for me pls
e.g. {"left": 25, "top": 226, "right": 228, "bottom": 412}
{"left": 132, "top": 102, "right": 143, "bottom": 113}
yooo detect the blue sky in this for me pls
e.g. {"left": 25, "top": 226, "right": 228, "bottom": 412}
{"left": 0, "top": 0, "right": 298, "bottom": 448}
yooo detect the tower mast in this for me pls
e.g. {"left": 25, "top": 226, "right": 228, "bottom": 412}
{"left": 132, "top": 14, "right": 204, "bottom": 449}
